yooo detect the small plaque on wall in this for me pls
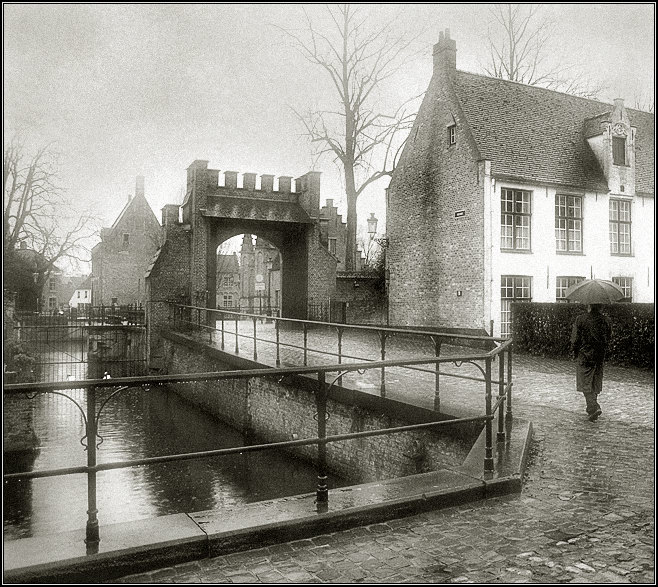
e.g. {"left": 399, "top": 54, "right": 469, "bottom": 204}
{"left": 455, "top": 210, "right": 465, "bottom": 218}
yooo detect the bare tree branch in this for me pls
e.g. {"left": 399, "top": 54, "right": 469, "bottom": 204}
{"left": 4, "top": 136, "right": 100, "bottom": 309}
{"left": 276, "top": 4, "right": 425, "bottom": 271}
{"left": 483, "top": 3, "right": 606, "bottom": 99}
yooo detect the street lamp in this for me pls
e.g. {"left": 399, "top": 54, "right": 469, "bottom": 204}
{"left": 366, "top": 212, "right": 378, "bottom": 268}
{"left": 367, "top": 212, "right": 378, "bottom": 236}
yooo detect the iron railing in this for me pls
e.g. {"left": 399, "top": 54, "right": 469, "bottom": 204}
{"left": 169, "top": 304, "right": 508, "bottom": 412}
{"left": 4, "top": 342, "right": 513, "bottom": 551}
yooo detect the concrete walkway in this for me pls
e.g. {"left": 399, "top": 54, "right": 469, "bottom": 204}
{"left": 115, "top": 325, "right": 654, "bottom": 584}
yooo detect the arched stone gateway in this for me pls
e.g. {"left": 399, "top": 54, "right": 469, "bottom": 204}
{"left": 147, "top": 160, "right": 337, "bottom": 320}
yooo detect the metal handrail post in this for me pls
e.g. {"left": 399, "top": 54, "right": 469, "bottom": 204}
{"left": 379, "top": 331, "right": 387, "bottom": 397}
{"left": 220, "top": 312, "right": 225, "bottom": 350}
{"left": 303, "top": 323, "right": 308, "bottom": 366}
{"left": 506, "top": 345, "right": 513, "bottom": 419}
{"left": 234, "top": 315, "right": 239, "bottom": 354}
{"left": 275, "top": 319, "right": 281, "bottom": 367}
{"left": 252, "top": 316, "right": 258, "bottom": 362}
{"left": 432, "top": 336, "right": 442, "bottom": 411}
{"left": 497, "top": 350, "right": 506, "bottom": 442}
{"left": 484, "top": 357, "right": 494, "bottom": 472}
{"left": 85, "top": 387, "right": 100, "bottom": 546}
{"left": 316, "top": 371, "right": 328, "bottom": 510}
{"left": 337, "top": 327, "right": 343, "bottom": 387}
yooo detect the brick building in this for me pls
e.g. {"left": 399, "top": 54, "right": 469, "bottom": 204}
{"left": 239, "top": 235, "right": 281, "bottom": 314}
{"left": 216, "top": 253, "right": 240, "bottom": 308}
{"left": 318, "top": 199, "right": 365, "bottom": 272}
{"left": 91, "top": 176, "right": 161, "bottom": 306}
{"left": 387, "top": 29, "right": 654, "bottom": 337}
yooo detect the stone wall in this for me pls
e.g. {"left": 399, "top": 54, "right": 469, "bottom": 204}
{"left": 387, "top": 32, "right": 485, "bottom": 329}
{"left": 335, "top": 275, "right": 386, "bottom": 325}
{"left": 162, "top": 333, "right": 479, "bottom": 484}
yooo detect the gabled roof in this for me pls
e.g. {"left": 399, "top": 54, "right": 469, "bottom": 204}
{"left": 453, "top": 71, "right": 655, "bottom": 194}
{"left": 110, "top": 192, "right": 160, "bottom": 232}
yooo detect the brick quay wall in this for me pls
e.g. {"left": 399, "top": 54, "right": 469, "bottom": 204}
{"left": 161, "top": 332, "right": 481, "bottom": 484}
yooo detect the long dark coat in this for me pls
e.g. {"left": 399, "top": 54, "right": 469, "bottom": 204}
{"left": 570, "top": 311, "right": 612, "bottom": 394}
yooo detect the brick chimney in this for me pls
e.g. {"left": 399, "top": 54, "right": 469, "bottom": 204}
{"left": 433, "top": 28, "right": 457, "bottom": 78}
{"left": 135, "top": 175, "right": 145, "bottom": 198}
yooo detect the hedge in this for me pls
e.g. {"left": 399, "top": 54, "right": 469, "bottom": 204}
{"left": 511, "top": 302, "right": 655, "bottom": 370}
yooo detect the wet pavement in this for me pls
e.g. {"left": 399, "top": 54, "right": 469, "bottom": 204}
{"left": 116, "top": 325, "right": 654, "bottom": 583}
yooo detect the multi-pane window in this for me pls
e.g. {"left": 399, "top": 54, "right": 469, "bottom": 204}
{"left": 448, "top": 124, "right": 456, "bottom": 145}
{"left": 556, "top": 276, "right": 585, "bottom": 302}
{"left": 48, "top": 297, "right": 57, "bottom": 309}
{"left": 223, "top": 275, "right": 234, "bottom": 287}
{"left": 609, "top": 199, "right": 631, "bottom": 254}
{"left": 555, "top": 195, "right": 582, "bottom": 252}
{"left": 500, "top": 276, "right": 532, "bottom": 338}
{"left": 501, "top": 188, "right": 531, "bottom": 250}
{"left": 328, "top": 238, "right": 337, "bottom": 255}
{"left": 612, "top": 276, "right": 633, "bottom": 302}
{"left": 613, "top": 137, "right": 626, "bottom": 166}
{"left": 222, "top": 294, "right": 233, "bottom": 308}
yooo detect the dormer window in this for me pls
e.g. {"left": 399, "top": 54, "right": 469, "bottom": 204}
{"left": 612, "top": 136, "right": 626, "bottom": 166}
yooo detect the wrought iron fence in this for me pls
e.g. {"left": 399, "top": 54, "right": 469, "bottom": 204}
{"left": 169, "top": 304, "right": 507, "bottom": 412}
{"left": 11, "top": 307, "right": 146, "bottom": 382}
{"left": 4, "top": 342, "right": 513, "bottom": 550}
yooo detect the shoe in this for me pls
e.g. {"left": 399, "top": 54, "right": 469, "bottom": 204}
{"left": 588, "top": 408, "right": 602, "bottom": 422}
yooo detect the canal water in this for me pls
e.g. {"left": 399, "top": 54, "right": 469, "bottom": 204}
{"left": 4, "top": 387, "right": 347, "bottom": 540}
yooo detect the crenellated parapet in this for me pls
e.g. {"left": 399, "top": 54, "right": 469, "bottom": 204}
{"left": 181, "top": 160, "right": 322, "bottom": 223}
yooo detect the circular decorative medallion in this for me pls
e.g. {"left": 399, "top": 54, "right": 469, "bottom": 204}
{"left": 612, "top": 123, "right": 627, "bottom": 136}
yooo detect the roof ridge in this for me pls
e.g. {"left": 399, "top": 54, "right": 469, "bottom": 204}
{"left": 455, "top": 69, "right": 629, "bottom": 111}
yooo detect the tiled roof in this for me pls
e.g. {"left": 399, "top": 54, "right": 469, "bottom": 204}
{"left": 453, "top": 71, "right": 654, "bottom": 194}
{"left": 201, "top": 197, "right": 312, "bottom": 224}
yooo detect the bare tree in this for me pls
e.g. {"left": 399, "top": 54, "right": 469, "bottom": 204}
{"left": 484, "top": 4, "right": 605, "bottom": 99}
{"left": 4, "top": 137, "right": 98, "bottom": 303}
{"left": 277, "top": 4, "right": 422, "bottom": 271}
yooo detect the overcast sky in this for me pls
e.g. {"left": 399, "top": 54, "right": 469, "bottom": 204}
{"left": 3, "top": 3, "right": 655, "bottom": 270}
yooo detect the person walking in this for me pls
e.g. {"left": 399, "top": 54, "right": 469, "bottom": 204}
{"left": 570, "top": 304, "right": 612, "bottom": 421}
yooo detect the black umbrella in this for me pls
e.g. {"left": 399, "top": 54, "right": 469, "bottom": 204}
{"left": 564, "top": 279, "right": 625, "bottom": 304}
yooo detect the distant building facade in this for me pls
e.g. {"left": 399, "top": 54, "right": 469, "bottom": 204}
{"left": 239, "top": 235, "right": 281, "bottom": 314}
{"left": 387, "top": 29, "right": 654, "bottom": 337}
{"left": 216, "top": 253, "right": 241, "bottom": 308}
{"left": 91, "top": 176, "right": 161, "bottom": 306}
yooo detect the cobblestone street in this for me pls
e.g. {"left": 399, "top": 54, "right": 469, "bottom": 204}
{"left": 116, "top": 324, "right": 654, "bottom": 584}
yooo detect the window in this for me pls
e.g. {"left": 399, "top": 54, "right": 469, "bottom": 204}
{"left": 328, "top": 238, "right": 337, "bottom": 255}
{"left": 447, "top": 124, "right": 456, "bottom": 145}
{"left": 122, "top": 233, "right": 130, "bottom": 248}
{"left": 48, "top": 297, "right": 57, "bottom": 309}
{"left": 501, "top": 188, "right": 531, "bottom": 250}
{"left": 501, "top": 276, "right": 532, "bottom": 338}
{"left": 609, "top": 199, "right": 631, "bottom": 255}
{"left": 612, "top": 276, "right": 633, "bottom": 302}
{"left": 49, "top": 278, "right": 57, "bottom": 291}
{"left": 612, "top": 137, "right": 626, "bottom": 166}
{"left": 111, "top": 297, "right": 118, "bottom": 305}
{"left": 556, "top": 276, "right": 585, "bottom": 302}
{"left": 555, "top": 195, "right": 582, "bottom": 252}
{"left": 77, "top": 291, "right": 81, "bottom": 298}
{"left": 84, "top": 291, "right": 88, "bottom": 298}
{"left": 223, "top": 275, "right": 234, "bottom": 287}
{"left": 222, "top": 294, "right": 233, "bottom": 308}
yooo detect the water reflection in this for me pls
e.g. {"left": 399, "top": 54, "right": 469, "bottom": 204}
{"left": 4, "top": 387, "right": 346, "bottom": 540}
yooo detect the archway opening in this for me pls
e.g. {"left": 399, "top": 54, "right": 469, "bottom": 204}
{"left": 216, "top": 234, "right": 282, "bottom": 317}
